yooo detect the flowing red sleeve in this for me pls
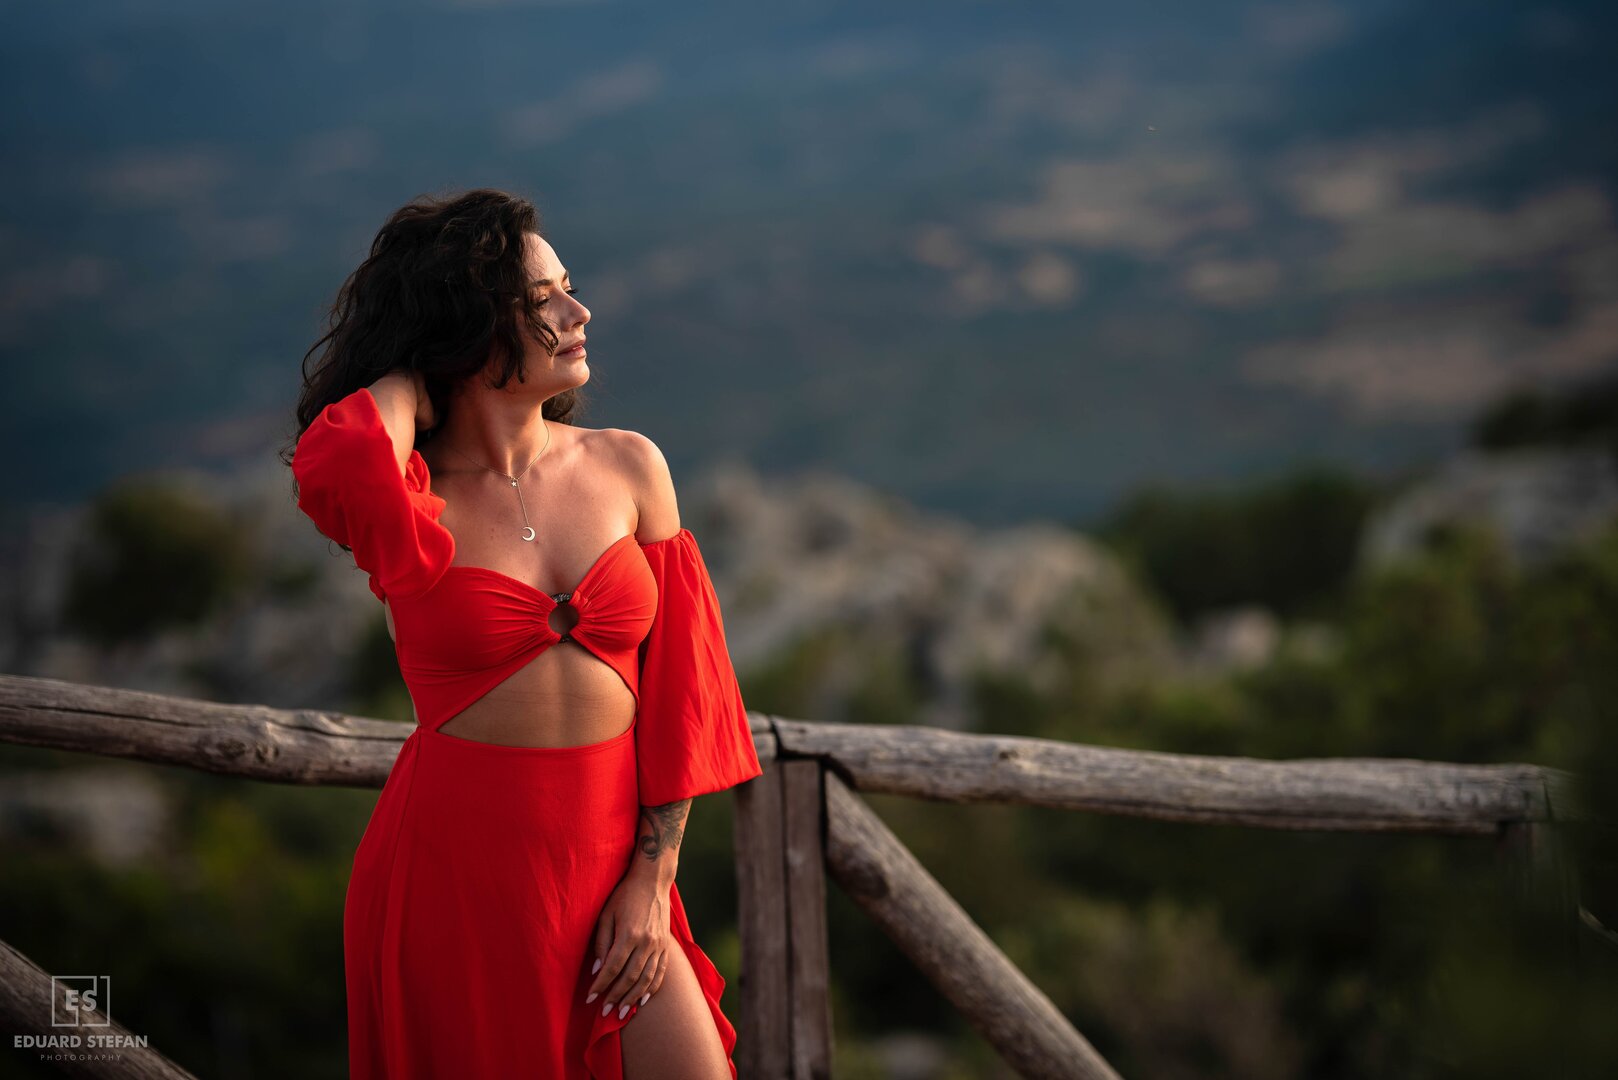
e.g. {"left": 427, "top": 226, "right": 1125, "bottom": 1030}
{"left": 635, "top": 528, "right": 764, "bottom": 805}
{"left": 291, "top": 386, "right": 455, "bottom": 604}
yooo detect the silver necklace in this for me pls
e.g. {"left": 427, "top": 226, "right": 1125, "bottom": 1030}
{"left": 442, "top": 420, "right": 553, "bottom": 544}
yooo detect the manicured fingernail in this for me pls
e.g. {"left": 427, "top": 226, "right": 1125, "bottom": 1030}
{"left": 591, "top": 958, "right": 602, "bottom": 974}
{"left": 638, "top": 993, "right": 649, "bottom": 1006}
{"left": 585, "top": 992, "right": 597, "bottom": 1004}
{"left": 602, "top": 1001, "right": 613, "bottom": 1017}
{"left": 618, "top": 1003, "right": 630, "bottom": 1019}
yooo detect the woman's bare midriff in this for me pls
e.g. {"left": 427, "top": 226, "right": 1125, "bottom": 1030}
{"left": 432, "top": 643, "right": 637, "bottom": 749}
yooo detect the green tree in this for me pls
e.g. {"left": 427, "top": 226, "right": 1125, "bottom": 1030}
{"left": 62, "top": 478, "right": 254, "bottom": 646}
{"left": 1093, "top": 464, "right": 1382, "bottom": 622}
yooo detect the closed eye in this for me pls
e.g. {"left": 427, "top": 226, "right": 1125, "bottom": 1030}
{"left": 535, "top": 287, "right": 578, "bottom": 307}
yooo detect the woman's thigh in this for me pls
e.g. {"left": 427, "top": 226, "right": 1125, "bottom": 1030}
{"left": 618, "top": 938, "right": 730, "bottom": 1080}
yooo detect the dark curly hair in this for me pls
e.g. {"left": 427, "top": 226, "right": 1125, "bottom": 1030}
{"left": 281, "top": 187, "right": 586, "bottom": 474}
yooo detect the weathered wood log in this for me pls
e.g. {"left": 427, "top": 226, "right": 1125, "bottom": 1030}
{"left": 1497, "top": 771, "right": 1586, "bottom": 975}
{"left": 0, "top": 937, "right": 198, "bottom": 1079}
{"left": 774, "top": 715, "right": 1572, "bottom": 834}
{"left": 782, "top": 759, "right": 834, "bottom": 1080}
{"left": 0, "top": 674, "right": 1569, "bottom": 832}
{"left": 824, "top": 771, "right": 1121, "bottom": 1080}
{"left": 735, "top": 759, "right": 792, "bottom": 1080}
{"left": 1498, "top": 821, "right": 1580, "bottom": 919}
{"left": 0, "top": 674, "right": 778, "bottom": 788}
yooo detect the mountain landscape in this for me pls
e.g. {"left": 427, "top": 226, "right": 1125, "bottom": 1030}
{"left": 3, "top": 0, "right": 1615, "bottom": 529}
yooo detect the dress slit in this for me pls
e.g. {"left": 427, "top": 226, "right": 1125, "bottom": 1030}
{"left": 343, "top": 718, "right": 740, "bottom": 1079}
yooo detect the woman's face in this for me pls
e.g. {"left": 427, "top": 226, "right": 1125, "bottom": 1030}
{"left": 519, "top": 231, "right": 591, "bottom": 385}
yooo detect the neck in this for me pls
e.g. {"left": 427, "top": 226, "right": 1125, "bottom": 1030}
{"left": 434, "top": 390, "right": 558, "bottom": 478}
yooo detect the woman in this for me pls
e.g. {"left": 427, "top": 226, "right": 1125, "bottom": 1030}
{"left": 286, "top": 189, "right": 762, "bottom": 1079}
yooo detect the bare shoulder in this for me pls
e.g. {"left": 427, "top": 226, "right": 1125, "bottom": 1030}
{"left": 587, "top": 427, "right": 681, "bottom": 543}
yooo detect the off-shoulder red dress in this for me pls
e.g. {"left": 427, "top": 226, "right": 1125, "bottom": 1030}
{"left": 291, "top": 386, "right": 763, "bottom": 1079}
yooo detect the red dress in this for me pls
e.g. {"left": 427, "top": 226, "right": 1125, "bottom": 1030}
{"left": 291, "top": 386, "right": 764, "bottom": 1079}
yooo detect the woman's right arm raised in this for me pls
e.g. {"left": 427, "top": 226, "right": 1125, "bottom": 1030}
{"left": 292, "top": 370, "right": 453, "bottom": 604}
{"left": 367, "top": 370, "right": 433, "bottom": 479}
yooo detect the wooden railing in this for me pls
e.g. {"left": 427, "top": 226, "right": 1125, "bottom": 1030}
{"left": 0, "top": 674, "right": 1589, "bottom": 1080}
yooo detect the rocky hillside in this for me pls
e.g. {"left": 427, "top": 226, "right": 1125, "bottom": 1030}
{"left": 1359, "top": 444, "right": 1618, "bottom": 570}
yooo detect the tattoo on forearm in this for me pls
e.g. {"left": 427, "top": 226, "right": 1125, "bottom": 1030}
{"left": 635, "top": 799, "right": 691, "bottom": 863}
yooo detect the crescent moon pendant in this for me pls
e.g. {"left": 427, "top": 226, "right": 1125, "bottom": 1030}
{"left": 521, "top": 526, "right": 536, "bottom": 542}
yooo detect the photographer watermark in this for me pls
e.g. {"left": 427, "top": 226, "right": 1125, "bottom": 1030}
{"left": 52, "top": 975, "right": 110, "bottom": 1027}
{"left": 12, "top": 975, "right": 150, "bottom": 1063}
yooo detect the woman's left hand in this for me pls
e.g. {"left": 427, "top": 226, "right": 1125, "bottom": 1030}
{"left": 584, "top": 871, "right": 672, "bottom": 1020}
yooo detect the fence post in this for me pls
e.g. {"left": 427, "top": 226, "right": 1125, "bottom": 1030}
{"left": 1497, "top": 808, "right": 1584, "bottom": 1080}
{"left": 782, "top": 759, "right": 833, "bottom": 1079}
{"left": 734, "top": 757, "right": 834, "bottom": 1079}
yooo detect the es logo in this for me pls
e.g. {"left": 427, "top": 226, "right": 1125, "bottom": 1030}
{"left": 51, "top": 976, "right": 111, "bottom": 1027}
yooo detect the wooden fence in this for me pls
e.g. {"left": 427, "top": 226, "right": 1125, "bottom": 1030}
{"left": 0, "top": 673, "right": 1588, "bottom": 1079}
